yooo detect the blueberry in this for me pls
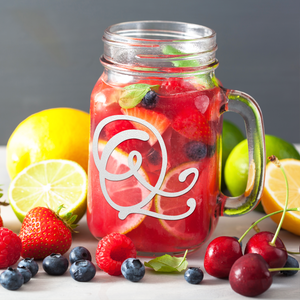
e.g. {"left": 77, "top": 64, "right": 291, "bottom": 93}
{"left": 70, "top": 260, "right": 96, "bottom": 282}
{"left": 185, "top": 141, "right": 207, "bottom": 161}
{"left": 121, "top": 258, "right": 145, "bottom": 282}
{"left": 69, "top": 246, "right": 92, "bottom": 264}
{"left": 280, "top": 255, "right": 299, "bottom": 276}
{"left": 147, "top": 149, "right": 161, "bottom": 165}
{"left": 184, "top": 267, "right": 204, "bottom": 284}
{"left": 42, "top": 253, "right": 69, "bottom": 276}
{"left": 18, "top": 257, "right": 39, "bottom": 277}
{"left": 141, "top": 90, "right": 158, "bottom": 109}
{"left": 17, "top": 266, "right": 32, "bottom": 283}
{"left": 0, "top": 267, "right": 24, "bottom": 290}
{"left": 207, "top": 144, "right": 216, "bottom": 157}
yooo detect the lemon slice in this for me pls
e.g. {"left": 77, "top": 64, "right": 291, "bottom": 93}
{"left": 8, "top": 159, "right": 87, "bottom": 223}
{"left": 261, "top": 158, "right": 300, "bottom": 236}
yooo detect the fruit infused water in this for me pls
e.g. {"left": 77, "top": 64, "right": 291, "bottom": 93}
{"left": 88, "top": 75, "right": 225, "bottom": 254}
{"left": 87, "top": 21, "right": 265, "bottom": 256}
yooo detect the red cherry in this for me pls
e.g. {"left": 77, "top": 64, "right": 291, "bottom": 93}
{"left": 204, "top": 236, "right": 243, "bottom": 279}
{"left": 229, "top": 253, "right": 273, "bottom": 297}
{"left": 244, "top": 231, "right": 288, "bottom": 271}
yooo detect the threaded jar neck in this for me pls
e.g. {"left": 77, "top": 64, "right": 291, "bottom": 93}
{"left": 101, "top": 21, "right": 218, "bottom": 76}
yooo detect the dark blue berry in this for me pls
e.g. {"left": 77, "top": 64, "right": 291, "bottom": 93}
{"left": 185, "top": 141, "right": 207, "bottom": 161}
{"left": 184, "top": 267, "right": 204, "bottom": 284}
{"left": 0, "top": 267, "right": 24, "bottom": 290}
{"left": 17, "top": 266, "right": 32, "bottom": 283}
{"left": 69, "top": 246, "right": 92, "bottom": 264}
{"left": 70, "top": 260, "right": 96, "bottom": 282}
{"left": 147, "top": 149, "right": 161, "bottom": 165}
{"left": 121, "top": 258, "right": 145, "bottom": 282}
{"left": 280, "top": 255, "right": 299, "bottom": 276}
{"left": 42, "top": 253, "right": 69, "bottom": 276}
{"left": 141, "top": 90, "right": 158, "bottom": 109}
{"left": 18, "top": 257, "right": 39, "bottom": 277}
{"left": 207, "top": 144, "right": 216, "bottom": 157}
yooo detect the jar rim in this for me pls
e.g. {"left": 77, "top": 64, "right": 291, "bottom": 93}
{"left": 104, "top": 20, "right": 216, "bottom": 44}
{"left": 102, "top": 21, "right": 218, "bottom": 76}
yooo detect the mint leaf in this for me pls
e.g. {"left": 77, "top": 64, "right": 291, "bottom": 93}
{"left": 119, "top": 84, "right": 159, "bottom": 109}
{"left": 162, "top": 45, "right": 200, "bottom": 68}
{"left": 163, "top": 45, "right": 216, "bottom": 88}
{"left": 144, "top": 250, "right": 188, "bottom": 272}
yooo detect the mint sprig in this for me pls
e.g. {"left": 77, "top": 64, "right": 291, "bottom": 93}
{"left": 144, "top": 250, "right": 188, "bottom": 272}
{"left": 119, "top": 83, "right": 159, "bottom": 109}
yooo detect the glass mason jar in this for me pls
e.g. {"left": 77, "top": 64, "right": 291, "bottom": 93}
{"left": 87, "top": 21, "right": 265, "bottom": 256}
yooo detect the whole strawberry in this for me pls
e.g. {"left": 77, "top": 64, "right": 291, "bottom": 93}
{"left": 0, "top": 227, "right": 22, "bottom": 268}
{"left": 19, "top": 205, "right": 77, "bottom": 260}
{"left": 0, "top": 216, "right": 3, "bottom": 228}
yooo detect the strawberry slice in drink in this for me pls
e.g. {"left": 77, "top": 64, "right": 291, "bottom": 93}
{"left": 172, "top": 109, "right": 216, "bottom": 145}
{"left": 121, "top": 106, "right": 170, "bottom": 146}
{"left": 100, "top": 103, "right": 151, "bottom": 154}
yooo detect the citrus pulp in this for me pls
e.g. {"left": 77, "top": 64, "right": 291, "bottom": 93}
{"left": 261, "top": 159, "right": 300, "bottom": 236}
{"left": 8, "top": 159, "right": 88, "bottom": 223}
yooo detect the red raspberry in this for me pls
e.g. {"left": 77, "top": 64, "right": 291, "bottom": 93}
{"left": 96, "top": 232, "right": 136, "bottom": 276}
{"left": 0, "top": 227, "right": 22, "bottom": 268}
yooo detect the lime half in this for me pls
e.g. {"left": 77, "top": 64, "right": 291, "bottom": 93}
{"left": 8, "top": 159, "right": 88, "bottom": 223}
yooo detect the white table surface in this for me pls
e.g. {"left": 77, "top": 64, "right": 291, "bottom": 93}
{"left": 0, "top": 145, "right": 299, "bottom": 300}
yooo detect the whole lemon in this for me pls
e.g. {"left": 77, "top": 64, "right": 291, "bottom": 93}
{"left": 224, "top": 134, "right": 300, "bottom": 197}
{"left": 7, "top": 107, "right": 89, "bottom": 179}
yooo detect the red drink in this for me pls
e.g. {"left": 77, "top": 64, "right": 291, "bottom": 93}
{"left": 87, "top": 76, "right": 226, "bottom": 255}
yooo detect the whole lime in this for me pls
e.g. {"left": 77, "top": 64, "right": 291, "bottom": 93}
{"left": 221, "top": 120, "right": 244, "bottom": 189}
{"left": 224, "top": 134, "right": 300, "bottom": 197}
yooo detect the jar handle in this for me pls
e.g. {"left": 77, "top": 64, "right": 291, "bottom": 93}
{"left": 219, "top": 89, "right": 266, "bottom": 216}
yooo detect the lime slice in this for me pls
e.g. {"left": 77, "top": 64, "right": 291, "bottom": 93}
{"left": 8, "top": 159, "right": 87, "bottom": 223}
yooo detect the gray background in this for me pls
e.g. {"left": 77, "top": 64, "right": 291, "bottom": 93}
{"left": 1, "top": 0, "right": 299, "bottom": 145}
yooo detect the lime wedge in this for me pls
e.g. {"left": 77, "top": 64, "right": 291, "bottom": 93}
{"left": 8, "top": 159, "right": 87, "bottom": 223}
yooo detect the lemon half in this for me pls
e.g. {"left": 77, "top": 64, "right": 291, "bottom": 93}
{"left": 261, "top": 159, "right": 300, "bottom": 236}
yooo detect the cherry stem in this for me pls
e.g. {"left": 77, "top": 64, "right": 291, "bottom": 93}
{"left": 238, "top": 207, "right": 300, "bottom": 243}
{"left": 287, "top": 251, "right": 300, "bottom": 255}
{"left": 268, "top": 156, "right": 289, "bottom": 246}
{"left": 269, "top": 267, "right": 300, "bottom": 272}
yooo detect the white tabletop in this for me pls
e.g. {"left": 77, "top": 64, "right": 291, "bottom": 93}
{"left": 0, "top": 145, "right": 299, "bottom": 300}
